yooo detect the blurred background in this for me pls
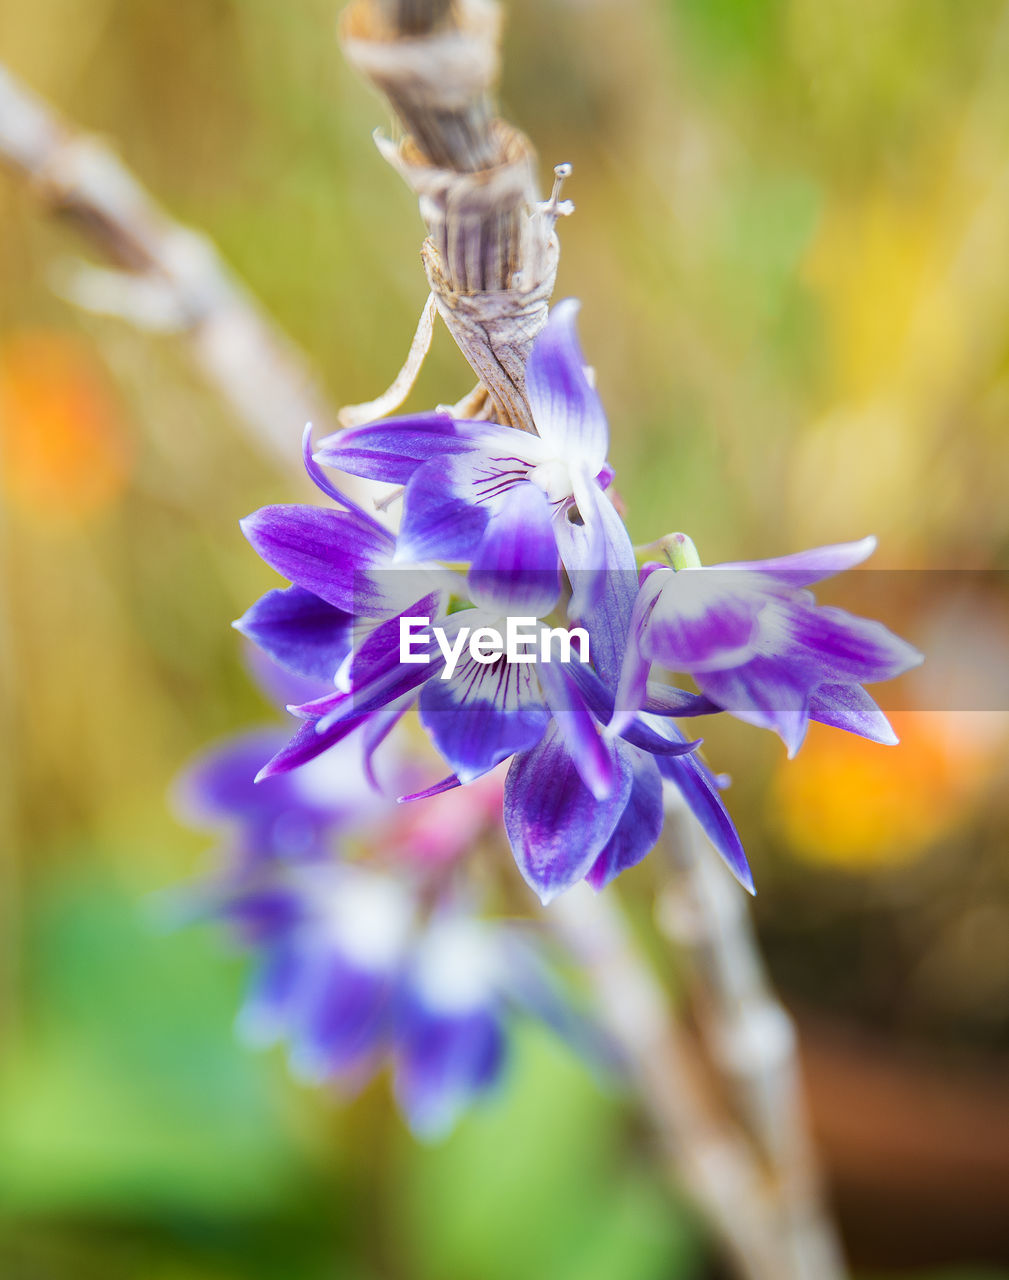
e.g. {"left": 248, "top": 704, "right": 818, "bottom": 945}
{"left": 2, "top": 0, "right": 1009, "bottom": 1276}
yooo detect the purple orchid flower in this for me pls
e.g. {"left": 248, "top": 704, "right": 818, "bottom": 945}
{"left": 610, "top": 533, "right": 923, "bottom": 757}
{"left": 312, "top": 299, "right": 632, "bottom": 616}
{"left": 236, "top": 431, "right": 711, "bottom": 903}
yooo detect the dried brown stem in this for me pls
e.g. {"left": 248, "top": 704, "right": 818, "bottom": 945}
{"left": 340, "top": 0, "right": 563, "bottom": 430}
{"left": 660, "top": 797, "right": 847, "bottom": 1279}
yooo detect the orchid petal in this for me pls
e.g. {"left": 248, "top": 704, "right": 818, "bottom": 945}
{"left": 504, "top": 726, "right": 633, "bottom": 904}
{"left": 468, "top": 482, "right": 560, "bottom": 615}
{"left": 394, "top": 1004, "right": 506, "bottom": 1140}
{"left": 808, "top": 682, "right": 899, "bottom": 745}
{"left": 235, "top": 586, "right": 353, "bottom": 682}
{"left": 556, "top": 483, "right": 639, "bottom": 688}
{"left": 397, "top": 455, "right": 494, "bottom": 562}
{"left": 420, "top": 652, "right": 549, "bottom": 783}
{"left": 526, "top": 299, "right": 608, "bottom": 465}
{"left": 585, "top": 746, "right": 664, "bottom": 891}
{"left": 288, "top": 949, "right": 393, "bottom": 1082}
{"left": 240, "top": 504, "right": 393, "bottom": 613}
{"left": 717, "top": 536, "right": 877, "bottom": 585}
{"left": 537, "top": 657, "right": 617, "bottom": 799}
{"left": 766, "top": 601, "right": 923, "bottom": 684}
{"left": 697, "top": 656, "right": 812, "bottom": 757}
{"left": 657, "top": 743, "right": 754, "bottom": 894}
{"left": 314, "top": 413, "right": 469, "bottom": 485}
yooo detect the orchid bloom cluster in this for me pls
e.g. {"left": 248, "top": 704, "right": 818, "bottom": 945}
{"left": 233, "top": 299, "right": 921, "bottom": 904}
{"left": 175, "top": 668, "right": 603, "bottom": 1140}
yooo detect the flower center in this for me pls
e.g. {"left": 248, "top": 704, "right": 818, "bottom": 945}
{"left": 528, "top": 457, "right": 574, "bottom": 505}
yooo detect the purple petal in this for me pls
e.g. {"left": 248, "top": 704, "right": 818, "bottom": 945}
{"left": 240, "top": 505, "right": 393, "bottom": 613}
{"left": 537, "top": 658, "right": 617, "bottom": 799}
{"left": 419, "top": 653, "right": 549, "bottom": 784}
{"left": 176, "top": 729, "right": 291, "bottom": 822}
{"left": 808, "top": 682, "right": 899, "bottom": 745}
{"left": 504, "top": 726, "right": 633, "bottom": 904}
{"left": 313, "top": 413, "right": 470, "bottom": 485}
{"left": 235, "top": 586, "right": 353, "bottom": 682}
{"left": 468, "top": 483, "right": 561, "bottom": 615}
{"left": 642, "top": 568, "right": 764, "bottom": 672}
{"left": 525, "top": 299, "right": 609, "bottom": 466}
{"left": 657, "top": 744, "right": 754, "bottom": 894}
{"left": 394, "top": 1003, "right": 506, "bottom": 1140}
{"left": 584, "top": 746, "right": 664, "bottom": 891}
{"left": 397, "top": 455, "right": 493, "bottom": 562}
{"left": 718, "top": 536, "right": 877, "bottom": 585}
{"left": 697, "top": 656, "right": 812, "bottom": 757}
{"left": 288, "top": 948, "right": 393, "bottom": 1083}
{"left": 399, "top": 774, "right": 462, "bottom": 802}
{"left": 255, "top": 711, "right": 372, "bottom": 781}
{"left": 769, "top": 601, "right": 923, "bottom": 684}
{"left": 565, "top": 661, "right": 704, "bottom": 759}
{"left": 556, "top": 485, "right": 638, "bottom": 688}
{"left": 641, "top": 682, "right": 723, "bottom": 717}
{"left": 301, "top": 423, "right": 376, "bottom": 520}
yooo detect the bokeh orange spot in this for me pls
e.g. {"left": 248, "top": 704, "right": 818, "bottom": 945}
{"left": 0, "top": 331, "right": 133, "bottom": 527}
{"left": 772, "top": 711, "right": 1009, "bottom": 870}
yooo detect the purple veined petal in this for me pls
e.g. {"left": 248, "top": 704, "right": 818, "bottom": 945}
{"left": 419, "top": 652, "right": 550, "bottom": 784}
{"left": 287, "top": 947, "right": 395, "bottom": 1083}
{"left": 396, "top": 454, "right": 495, "bottom": 562}
{"left": 585, "top": 746, "right": 664, "bottom": 891}
{"left": 641, "top": 567, "right": 766, "bottom": 673}
{"left": 764, "top": 601, "right": 924, "bottom": 684}
{"left": 525, "top": 299, "right": 609, "bottom": 467}
{"left": 555, "top": 481, "right": 639, "bottom": 689}
{"left": 808, "top": 682, "right": 899, "bottom": 745}
{"left": 696, "top": 655, "right": 813, "bottom": 758}
{"left": 504, "top": 724, "right": 634, "bottom": 904}
{"left": 467, "top": 482, "right": 561, "bottom": 615}
{"left": 717, "top": 536, "right": 877, "bottom": 586}
{"left": 283, "top": 598, "right": 443, "bottom": 739}
{"left": 394, "top": 425, "right": 545, "bottom": 564}
{"left": 240, "top": 504, "right": 393, "bottom": 613}
{"left": 393, "top": 1002, "right": 506, "bottom": 1140}
{"left": 313, "top": 413, "right": 471, "bottom": 485}
{"left": 537, "top": 654, "right": 617, "bottom": 799}
{"left": 235, "top": 586, "right": 354, "bottom": 682}
{"left": 236, "top": 943, "right": 305, "bottom": 1048}
{"left": 656, "top": 740, "right": 754, "bottom": 895}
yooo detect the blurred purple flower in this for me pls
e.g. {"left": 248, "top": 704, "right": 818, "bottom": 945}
{"left": 223, "top": 865, "right": 600, "bottom": 1139}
